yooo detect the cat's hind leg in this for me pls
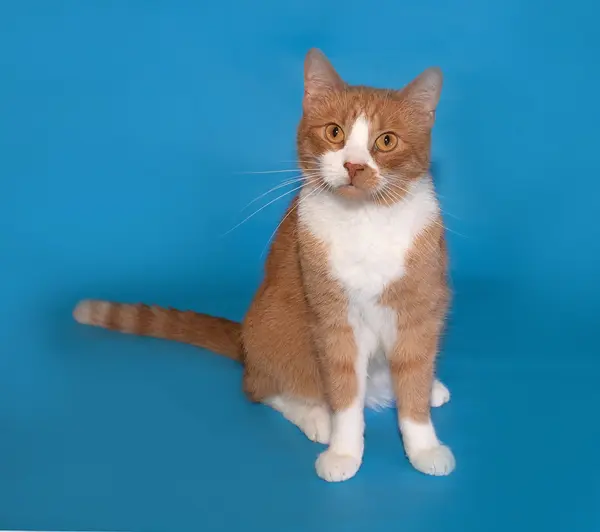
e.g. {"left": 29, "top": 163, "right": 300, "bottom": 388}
{"left": 265, "top": 396, "right": 331, "bottom": 445}
{"left": 430, "top": 379, "right": 451, "bottom": 407}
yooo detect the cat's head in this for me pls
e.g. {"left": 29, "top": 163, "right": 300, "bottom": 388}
{"left": 297, "top": 49, "right": 442, "bottom": 203}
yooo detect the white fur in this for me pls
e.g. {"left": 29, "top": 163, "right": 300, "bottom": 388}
{"left": 365, "top": 351, "right": 396, "bottom": 409}
{"left": 266, "top": 396, "right": 331, "bottom": 444}
{"left": 400, "top": 418, "right": 455, "bottom": 476}
{"left": 298, "top": 115, "right": 451, "bottom": 481}
{"left": 315, "top": 450, "right": 361, "bottom": 483}
{"left": 73, "top": 299, "right": 93, "bottom": 324}
{"left": 300, "top": 176, "right": 439, "bottom": 299}
{"left": 430, "top": 379, "right": 451, "bottom": 407}
{"left": 366, "top": 365, "right": 451, "bottom": 409}
{"left": 320, "top": 115, "right": 376, "bottom": 188}
{"left": 73, "top": 299, "right": 109, "bottom": 325}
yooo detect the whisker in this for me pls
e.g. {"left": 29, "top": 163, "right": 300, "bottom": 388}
{"left": 430, "top": 220, "right": 467, "bottom": 238}
{"left": 386, "top": 188, "right": 406, "bottom": 208}
{"left": 221, "top": 182, "right": 308, "bottom": 237}
{"left": 260, "top": 181, "right": 327, "bottom": 258}
{"left": 234, "top": 169, "right": 305, "bottom": 175}
{"left": 432, "top": 194, "right": 462, "bottom": 220}
{"left": 240, "top": 170, "right": 325, "bottom": 211}
{"left": 385, "top": 178, "right": 462, "bottom": 221}
{"left": 242, "top": 177, "right": 309, "bottom": 211}
{"left": 385, "top": 182, "right": 467, "bottom": 239}
{"left": 384, "top": 180, "right": 412, "bottom": 197}
{"left": 278, "top": 159, "right": 320, "bottom": 163}
{"left": 383, "top": 185, "right": 439, "bottom": 254}
{"left": 381, "top": 187, "right": 395, "bottom": 208}
{"left": 382, "top": 183, "right": 409, "bottom": 202}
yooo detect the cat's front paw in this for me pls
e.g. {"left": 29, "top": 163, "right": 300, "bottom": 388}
{"left": 408, "top": 445, "right": 455, "bottom": 476}
{"left": 315, "top": 449, "right": 361, "bottom": 482}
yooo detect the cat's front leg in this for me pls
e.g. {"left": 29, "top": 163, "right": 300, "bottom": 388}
{"left": 313, "top": 321, "right": 374, "bottom": 483}
{"left": 389, "top": 324, "right": 455, "bottom": 476}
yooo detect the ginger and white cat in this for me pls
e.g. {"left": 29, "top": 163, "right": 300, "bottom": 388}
{"left": 74, "top": 49, "right": 455, "bottom": 482}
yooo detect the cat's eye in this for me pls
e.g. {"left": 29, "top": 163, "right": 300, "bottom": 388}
{"left": 375, "top": 133, "right": 398, "bottom": 152}
{"left": 324, "top": 123, "right": 345, "bottom": 144}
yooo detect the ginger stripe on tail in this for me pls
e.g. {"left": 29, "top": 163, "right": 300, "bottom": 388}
{"left": 73, "top": 299, "right": 242, "bottom": 361}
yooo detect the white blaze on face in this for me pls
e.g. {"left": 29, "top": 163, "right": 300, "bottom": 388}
{"left": 320, "top": 115, "right": 379, "bottom": 188}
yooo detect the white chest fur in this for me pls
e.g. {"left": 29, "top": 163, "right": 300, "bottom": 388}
{"left": 298, "top": 177, "right": 439, "bottom": 298}
{"left": 298, "top": 176, "right": 439, "bottom": 408}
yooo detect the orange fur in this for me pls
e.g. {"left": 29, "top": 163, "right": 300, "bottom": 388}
{"left": 74, "top": 48, "right": 451, "bottom": 479}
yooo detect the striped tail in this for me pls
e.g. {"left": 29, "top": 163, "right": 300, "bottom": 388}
{"left": 73, "top": 299, "right": 242, "bottom": 361}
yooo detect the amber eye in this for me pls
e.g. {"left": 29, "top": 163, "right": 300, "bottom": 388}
{"left": 324, "top": 123, "right": 345, "bottom": 144}
{"left": 375, "top": 133, "right": 398, "bottom": 152}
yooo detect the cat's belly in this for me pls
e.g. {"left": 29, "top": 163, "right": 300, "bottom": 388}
{"left": 365, "top": 352, "right": 396, "bottom": 409}
{"left": 347, "top": 295, "right": 398, "bottom": 410}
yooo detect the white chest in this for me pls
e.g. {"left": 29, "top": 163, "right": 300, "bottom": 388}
{"left": 298, "top": 178, "right": 439, "bottom": 301}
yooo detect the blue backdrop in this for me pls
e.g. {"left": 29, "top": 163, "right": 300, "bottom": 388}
{"left": 2, "top": 1, "right": 599, "bottom": 531}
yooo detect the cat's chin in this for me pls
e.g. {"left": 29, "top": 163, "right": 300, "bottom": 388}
{"left": 334, "top": 184, "right": 373, "bottom": 201}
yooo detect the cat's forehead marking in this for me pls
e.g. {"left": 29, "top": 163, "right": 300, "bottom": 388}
{"left": 345, "top": 115, "right": 371, "bottom": 163}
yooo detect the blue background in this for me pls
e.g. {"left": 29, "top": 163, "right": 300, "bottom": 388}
{"left": 1, "top": 1, "right": 599, "bottom": 531}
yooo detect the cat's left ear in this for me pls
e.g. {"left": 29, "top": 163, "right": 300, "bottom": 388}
{"left": 402, "top": 67, "right": 443, "bottom": 125}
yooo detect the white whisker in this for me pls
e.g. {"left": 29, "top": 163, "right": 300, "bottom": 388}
{"left": 234, "top": 169, "right": 304, "bottom": 175}
{"left": 242, "top": 177, "right": 307, "bottom": 211}
{"left": 385, "top": 178, "right": 462, "bottom": 222}
{"left": 221, "top": 182, "right": 308, "bottom": 237}
{"left": 386, "top": 182, "right": 467, "bottom": 239}
{"left": 260, "top": 181, "right": 327, "bottom": 258}
{"left": 240, "top": 169, "right": 324, "bottom": 211}
{"left": 380, "top": 187, "right": 395, "bottom": 208}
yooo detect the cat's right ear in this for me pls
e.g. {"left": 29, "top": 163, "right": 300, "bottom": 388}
{"left": 401, "top": 67, "right": 443, "bottom": 126}
{"left": 303, "top": 49, "right": 345, "bottom": 110}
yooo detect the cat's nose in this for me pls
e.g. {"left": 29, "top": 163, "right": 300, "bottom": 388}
{"left": 343, "top": 162, "right": 366, "bottom": 181}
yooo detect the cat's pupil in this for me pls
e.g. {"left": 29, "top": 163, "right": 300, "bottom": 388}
{"left": 332, "top": 127, "right": 339, "bottom": 137}
{"left": 384, "top": 135, "right": 390, "bottom": 145}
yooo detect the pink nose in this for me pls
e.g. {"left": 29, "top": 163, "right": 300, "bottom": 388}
{"left": 344, "top": 162, "right": 366, "bottom": 181}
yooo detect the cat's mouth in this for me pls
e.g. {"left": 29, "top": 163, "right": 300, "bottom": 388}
{"left": 336, "top": 183, "right": 372, "bottom": 200}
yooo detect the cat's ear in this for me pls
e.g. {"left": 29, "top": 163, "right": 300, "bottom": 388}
{"left": 303, "top": 49, "right": 345, "bottom": 109}
{"left": 402, "top": 67, "right": 443, "bottom": 125}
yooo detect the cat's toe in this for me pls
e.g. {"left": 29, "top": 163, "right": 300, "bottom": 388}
{"left": 299, "top": 406, "right": 331, "bottom": 444}
{"left": 430, "top": 379, "right": 450, "bottom": 407}
{"left": 315, "top": 449, "right": 361, "bottom": 482}
{"left": 409, "top": 445, "right": 455, "bottom": 476}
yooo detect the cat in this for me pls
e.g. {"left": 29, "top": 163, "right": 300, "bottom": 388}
{"left": 74, "top": 48, "right": 455, "bottom": 482}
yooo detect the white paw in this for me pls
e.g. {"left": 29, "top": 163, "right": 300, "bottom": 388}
{"left": 430, "top": 379, "right": 451, "bottom": 407}
{"left": 409, "top": 445, "right": 455, "bottom": 476}
{"left": 315, "top": 449, "right": 361, "bottom": 482}
{"left": 298, "top": 406, "right": 331, "bottom": 444}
